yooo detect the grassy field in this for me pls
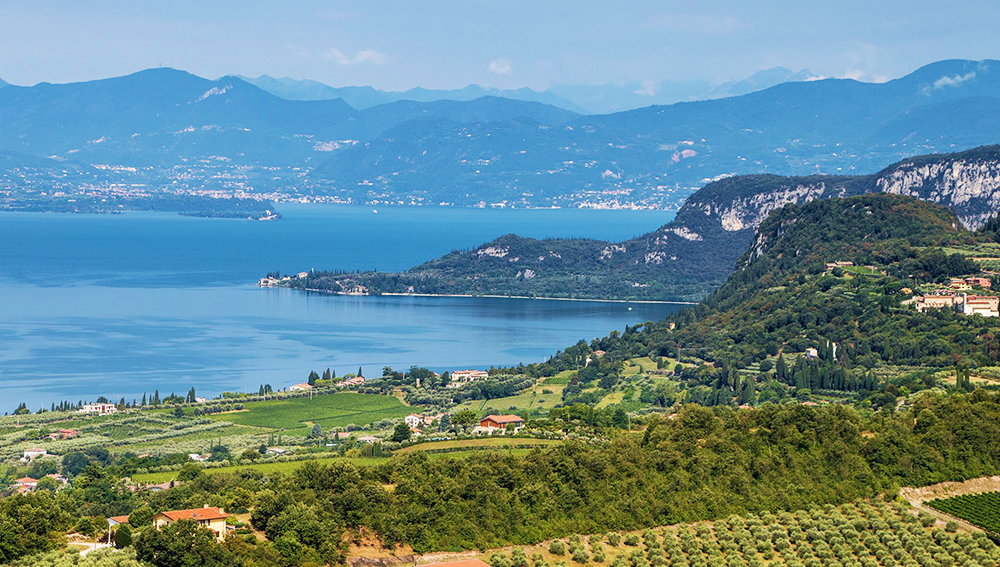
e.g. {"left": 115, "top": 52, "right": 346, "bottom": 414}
{"left": 206, "top": 392, "right": 411, "bottom": 434}
{"left": 544, "top": 370, "right": 577, "bottom": 385}
{"left": 452, "top": 380, "right": 566, "bottom": 414}
{"left": 131, "top": 456, "right": 389, "bottom": 483}
{"left": 133, "top": 440, "right": 559, "bottom": 483}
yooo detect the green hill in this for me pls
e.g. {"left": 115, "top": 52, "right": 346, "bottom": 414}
{"left": 528, "top": 194, "right": 1000, "bottom": 407}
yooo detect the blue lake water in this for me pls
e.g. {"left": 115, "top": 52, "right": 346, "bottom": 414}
{"left": 0, "top": 205, "right": 683, "bottom": 411}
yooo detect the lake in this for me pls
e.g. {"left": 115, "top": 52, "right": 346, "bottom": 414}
{"left": 0, "top": 205, "right": 683, "bottom": 411}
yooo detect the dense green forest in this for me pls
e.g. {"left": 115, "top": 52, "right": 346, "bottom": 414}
{"left": 3, "top": 393, "right": 1000, "bottom": 566}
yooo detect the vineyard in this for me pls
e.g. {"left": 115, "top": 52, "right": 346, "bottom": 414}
{"left": 929, "top": 492, "right": 1000, "bottom": 534}
{"left": 488, "top": 500, "right": 1000, "bottom": 567}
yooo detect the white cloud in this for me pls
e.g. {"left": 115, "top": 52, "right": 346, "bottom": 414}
{"left": 932, "top": 72, "right": 976, "bottom": 90}
{"left": 489, "top": 58, "right": 512, "bottom": 75}
{"left": 634, "top": 81, "right": 658, "bottom": 97}
{"left": 324, "top": 48, "right": 389, "bottom": 65}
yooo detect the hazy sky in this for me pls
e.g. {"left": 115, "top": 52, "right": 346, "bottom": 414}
{"left": 2, "top": 1, "right": 998, "bottom": 90}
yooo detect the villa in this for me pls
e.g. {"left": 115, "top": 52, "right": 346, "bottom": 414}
{"left": 152, "top": 506, "right": 229, "bottom": 542}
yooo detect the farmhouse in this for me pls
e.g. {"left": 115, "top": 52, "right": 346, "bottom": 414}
{"left": 963, "top": 295, "right": 1000, "bottom": 317}
{"left": 451, "top": 370, "right": 489, "bottom": 383}
{"left": 479, "top": 414, "right": 525, "bottom": 433}
{"left": 967, "top": 276, "right": 993, "bottom": 288}
{"left": 108, "top": 515, "right": 129, "bottom": 527}
{"left": 950, "top": 278, "right": 972, "bottom": 290}
{"left": 404, "top": 413, "right": 424, "bottom": 429}
{"left": 21, "top": 447, "right": 47, "bottom": 461}
{"left": 357, "top": 435, "right": 381, "bottom": 444}
{"left": 825, "top": 261, "right": 854, "bottom": 271}
{"left": 336, "top": 376, "right": 365, "bottom": 387}
{"left": 915, "top": 293, "right": 962, "bottom": 312}
{"left": 13, "top": 477, "right": 37, "bottom": 493}
{"left": 289, "top": 382, "right": 312, "bottom": 391}
{"left": 152, "top": 506, "right": 229, "bottom": 542}
{"left": 80, "top": 402, "right": 118, "bottom": 415}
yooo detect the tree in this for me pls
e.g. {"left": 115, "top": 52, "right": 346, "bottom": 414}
{"left": 358, "top": 366, "right": 364, "bottom": 377}
{"left": 452, "top": 409, "right": 478, "bottom": 426}
{"left": 391, "top": 421, "right": 412, "bottom": 443}
{"left": 550, "top": 541, "right": 566, "bottom": 556}
{"left": 307, "top": 370, "right": 319, "bottom": 386}
{"left": 61, "top": 452, "right": 90, "bottom": 477}
{"left": 178, "top": 463, "right": 202, "bottom": 481}
{"left": 129, "top": 505, "right": 153, "bottom": 527}
{"left": 115, "top": 524, "right": 133, "bottom": 548}
{"left": 135, "top": 519, "right": 239, "bottom": 567}
{"left": 236, "top": 448, "right": 260, "bottom": 463}
{"left": 309, "top": 423, "right": 323, "bottom": 438}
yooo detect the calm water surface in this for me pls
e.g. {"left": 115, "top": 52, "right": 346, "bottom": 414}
{"left": 0, "top": 205, "right": 682, "bottom": 410}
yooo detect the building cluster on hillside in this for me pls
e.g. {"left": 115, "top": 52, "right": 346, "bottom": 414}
{"left": 258, "top": 272, "right": 309, "bottom": 287}
{"left": 948, "top": 277, "right": 993, "bottom": 290}
{"left": 404, "top": 412, "right": 446, "bottom": 434}
{"left": 913, "top": 291, "right": 1000, "bottom": 317}
{"left": 447, "top": 369, "right": 489, "bottom": 388}
{"left": 336, "top": 375, "right": 365, "bottom": 388}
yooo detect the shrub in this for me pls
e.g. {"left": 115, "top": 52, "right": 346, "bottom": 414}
{"left": 946, "top": 521, "right": 959, "bottom": 533}
{"left": 573, "top": 548, "right": 591, "bottom": 564}
{"left": 493, "top": 553, "right": 513, "bottom": 567}
{"left": 550, "top": 541, "right": 567, "bottom": 556}
{"left": 608, "top": 533, "right": 622, "bottom": 546}
{"left": 625, "top": 534, "right": 641, "bottom": 546}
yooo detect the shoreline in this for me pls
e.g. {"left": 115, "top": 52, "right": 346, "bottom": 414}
{"left": 289, "top": 286, "right": 697, "bottom": 305}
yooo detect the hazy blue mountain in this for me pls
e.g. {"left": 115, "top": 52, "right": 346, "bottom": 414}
{"left": 238, "top": 74, "right": 588, "bottom": 113}
{"left": 0, "top": 77, "right": 8, "bottom": 88}
{"left": 546, "top": 67, "right": 816, "bottom": 113}
{"left": 0, "top": 68, "right": 579, "bottom": 167}
{"left": 312, "top": 59, "right": 1000, "bottom": 207}
{"left": 708, "top": 66, "right": 817, "bottom": 97}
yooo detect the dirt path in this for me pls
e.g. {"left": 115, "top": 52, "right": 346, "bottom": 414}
{"left": 900, "top": 475, "right": 1000, "bottom": 532}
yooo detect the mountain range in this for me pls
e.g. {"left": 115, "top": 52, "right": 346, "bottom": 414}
{"left": 1, "top": 59, "right": 999, "bottom": 210}
{"left": 291, "top": 145, "right": 1000, "bottom": 302}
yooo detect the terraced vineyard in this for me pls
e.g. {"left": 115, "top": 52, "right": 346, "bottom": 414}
{"left": 492, "top": 500, "right": 1000, "bottom": 567}
{"left": 929, "top": 492, "right": 1000, "bottom": 534}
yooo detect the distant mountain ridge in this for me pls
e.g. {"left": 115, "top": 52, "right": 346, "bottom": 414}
{"left": 239, "top": 66, "right": 818, "bottom": 114}
{"left": 292, "top": 145, "right": 1000, "bottom": 301}
{"left": 237, "top": 74, "right": 588, "bottom": 113}
{"left": 311, "top": 59, "right": 1000, "bottom": 207}
{"left": 2, "top": 59, "right": 1000, "bottom": 211}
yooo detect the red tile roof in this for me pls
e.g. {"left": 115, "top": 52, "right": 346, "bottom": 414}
{"left": 109, "top": 515, "right": 130, "bottom": 524}
{"left": 482, "top": 414, "right": 524, "bottom": 424}
{"left": 14, "top": 477, "right": 37, "bottom": 484}
{"left": 156, "top": 506, "right": 228, "bottom": 522}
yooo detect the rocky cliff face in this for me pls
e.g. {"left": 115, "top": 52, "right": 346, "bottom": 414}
{"left": 875, "top": 154, "right": 1000, "bottom": 229}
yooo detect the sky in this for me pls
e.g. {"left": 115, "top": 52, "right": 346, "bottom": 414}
{"left": 1, "top": 1, "right": 999, "bottom": 91}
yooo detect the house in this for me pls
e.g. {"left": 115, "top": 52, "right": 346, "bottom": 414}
{"left": 422, "top": 413, "right": 444, "bottom": 426}
{"left": 21, "top": 447, "right": 47, "bottom": 461}
{"left": 108, "top": 515, "right": 130, "bottom": 528}
{"left": 336, "top": 376, "right": 365, "bottom": 388}
{"left": 825, "top": 261, "right": 854, "bottom": 271}
{"left": 13, "top": 477, "right": 38, "bottom": 493}
{"left": 592, "top": 350, "right": 607, "bottom": 357}
{"left": 45, "top": 473, "right": 68, "bottom": 485}
{"left": 357, "top": 435, "right": 381, "bottom": 444}
{"left": 915, "top": 293, "right": 962, "bottom": 312}
{"left": 479, "top": 414, "right": 525, "bottom": 433}
{"left": 289, "top": 382, "right": 312, "bottom": 391}
{"left": 188, "top": 453, "right": 210, "bottom": 462}
{"left": 265, "top": 448, "right": 287, "bottom": 456}
{"left": 950, "top": 278, "right": 972, "bottom": 290}
{"left": 80, "top": 403, "right": 118, "bottom": 415}
{"left": 152, "top": 506, "right": 229, "bottom": 542}
{"left": 297, "top": 272, "right": 309, "bottom": 279}
{"left": 804, "top": 347, "right": 819, "bottom": 360}
{"left": 404, "top": 414, "right": 424, "bottom": 429}
{"left": 967, "top": 277, "right": 993, "bottom": 288}
{"left": 963, "top": 295, "right": 1000, "bottom": 317}
{"left": 451, "top": 370, "right": 489, "bottom": 383}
